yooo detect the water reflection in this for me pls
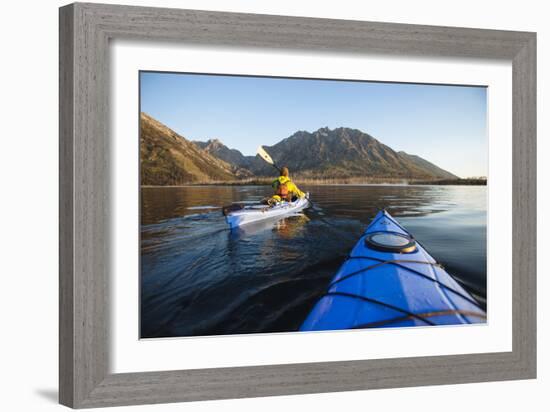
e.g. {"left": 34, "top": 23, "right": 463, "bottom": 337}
{"left": 140, "top": 185, "right": 486, "bottom": 338}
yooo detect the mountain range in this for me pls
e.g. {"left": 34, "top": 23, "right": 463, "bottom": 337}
{"left": 140, "top": 112, "right": 457, "bottom": 185}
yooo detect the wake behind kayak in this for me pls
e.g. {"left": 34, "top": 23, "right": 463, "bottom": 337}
{"left": 301, "top": 209, "right": 486, "bottom": 330}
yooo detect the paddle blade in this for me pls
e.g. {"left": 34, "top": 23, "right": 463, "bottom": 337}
{"left": 257, "top": 146, "right": 275, "bottom": 165}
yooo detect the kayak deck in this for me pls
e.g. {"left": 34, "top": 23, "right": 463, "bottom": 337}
{"left": 225, "top": 196, "right": 310, "bottom": 229}
{"left": 300, "top": 210, "right": 486, "bottom": 331}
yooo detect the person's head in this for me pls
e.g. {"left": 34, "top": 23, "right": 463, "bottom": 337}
{"left": 280, "top": 167, "right": 289, "bottom": 177}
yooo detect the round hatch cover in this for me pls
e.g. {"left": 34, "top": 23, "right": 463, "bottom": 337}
{"left": 364, "top": 231, "right": 417, "bottom": 253}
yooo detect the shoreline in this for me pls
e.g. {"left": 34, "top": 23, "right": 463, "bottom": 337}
{"left": 141, "top": 179, "right": 487, "bottom": 188}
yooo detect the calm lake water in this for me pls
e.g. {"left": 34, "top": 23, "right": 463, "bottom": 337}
{"left": 140, "top": 185, "right": 487, "bottom": 338}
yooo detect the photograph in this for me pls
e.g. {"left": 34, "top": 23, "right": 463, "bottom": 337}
{"left": 139, "top": 71, "right": 488, "bottom": 339}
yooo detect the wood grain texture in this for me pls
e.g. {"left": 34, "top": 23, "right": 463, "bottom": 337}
{"left": 59, "top": 2, "right": 537, "bottom": 408}
{"left": 512, "top": 35, "right": 537, "bottom": 375}
{"left": 59, "top": 4, "right": 75, "bottom": 406}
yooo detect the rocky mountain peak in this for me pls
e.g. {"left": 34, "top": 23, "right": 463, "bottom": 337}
{"left": 141, "top": 114, "right": 458, "bottom": 184}
{"left": 206, "top": 138, "right": 223, "bottom": 147}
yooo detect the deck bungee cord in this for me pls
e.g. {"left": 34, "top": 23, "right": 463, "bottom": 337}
{"left": 330, "top": 256, "right": 484, "bottom": 309}
{"left": 301, "top": 209, "right": 487, "bottom": 331}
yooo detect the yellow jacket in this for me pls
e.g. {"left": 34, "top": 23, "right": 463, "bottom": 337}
{"left": 272, "top": 176, "right": 305, "bottom": 199}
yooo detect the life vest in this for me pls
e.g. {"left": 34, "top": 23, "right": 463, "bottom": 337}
{"left": 276, "top": 182, "right": 290, "bottom": 200}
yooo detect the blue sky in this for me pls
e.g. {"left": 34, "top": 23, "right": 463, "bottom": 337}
{"left": 140, "top": 72, "right": 487, "bottom": 178}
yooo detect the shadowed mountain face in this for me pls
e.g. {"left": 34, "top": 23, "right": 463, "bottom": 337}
{"left": 140, "top": 113, "right": 238, "bottom": 185}
{"left": 141, "top": 114, "right": 457, "bottom": 184}
{"left": 397, "top": 151, "right": 458, "bottom": 180}
{"left": 194, "top": 139, "right": 254, "bottom": 170}
{"left": 211, "top": 127, "right": 457, "bottom": 180}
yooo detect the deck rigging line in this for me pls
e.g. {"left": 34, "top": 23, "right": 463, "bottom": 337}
{"left": 329, "top": 256, "right": 483, "bottom": 309}
{"left": 321, "top": 291, "right": 436, "bottom": 326}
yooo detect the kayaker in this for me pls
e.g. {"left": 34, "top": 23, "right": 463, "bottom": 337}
{"left": 268, "top": 167, "right": 305, "bottom": 205}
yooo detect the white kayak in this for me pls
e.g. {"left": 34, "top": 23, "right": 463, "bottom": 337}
{"left": 224, "top": 194, "right": 310, "bottom": 229}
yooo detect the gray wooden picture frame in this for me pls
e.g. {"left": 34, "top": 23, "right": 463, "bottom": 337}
{"left": 59, "top": 2, "right": 536, "bottom": 409}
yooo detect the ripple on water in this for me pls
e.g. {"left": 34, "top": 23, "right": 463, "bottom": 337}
{"left": 140, "top": 185, "right": 487, "bottom": 338}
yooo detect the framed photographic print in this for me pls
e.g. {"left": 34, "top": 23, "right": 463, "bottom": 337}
{"left": 59, "top": 2, "right": 536, "bottom": 408}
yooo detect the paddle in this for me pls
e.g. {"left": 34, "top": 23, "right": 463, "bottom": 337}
{"left": 257, "top": 146, "right": 281, "bottom": 174}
